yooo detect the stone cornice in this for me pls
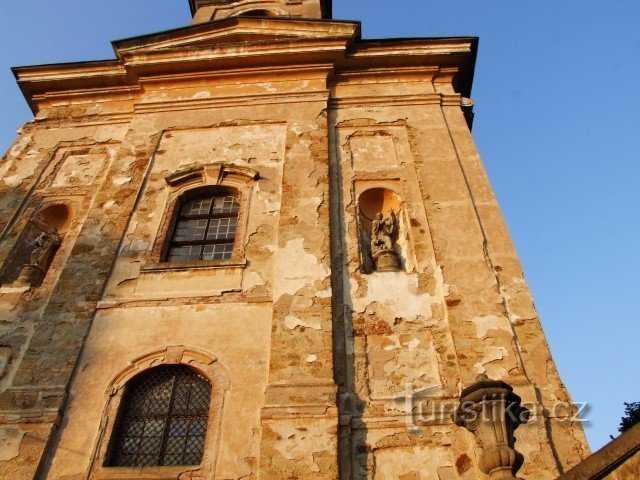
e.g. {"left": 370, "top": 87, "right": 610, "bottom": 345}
{"left": 135, "top": 91, "right": 331, "bottom": 114}
{"left": 11, "top": 18, "right": 477, "bottom": 115}
{"left": 112, "top": 17, "right": 358, "bottom": 53}
{"left": 345, "top": 37, "right": 478, "bottom": 98}
{"left": 329, "top": 93, "right": 465, "bottom": 108}
{"left": 118, "top": 38, "right": 350, "bottom": 76}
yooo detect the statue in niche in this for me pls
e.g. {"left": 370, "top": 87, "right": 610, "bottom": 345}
{"left": 12, "top": 226, "right": 61, "bottom": 290}
{"left": 370, "top": 210, "right": 401, "bottom": 272}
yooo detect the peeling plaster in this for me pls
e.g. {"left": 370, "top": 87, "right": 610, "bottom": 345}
{"left": 2, "top": 175, "right": 23, "bottom": 188}
{"left": 274, "top": 238, "right": 330, "bottom": 300}
{"left": 406, "top": 338, "right": 421, "bottom": 351}
{"left": 369, "top": 333, "right": 441, "bottom": 398}
{"left": 474, "top": 346, "right": 508, "bottom": 377}
{"left": 112, "top": 176, "right": 132, "bottom": 186}
{"left": 284, "top": 316, "right": 321, "bottom": 331}
{"left": 191, "top": 91, "right": 212, "bottom": 99}
{"left": 271, "top": 423, "right": 333, "bottom": 472}
{"left": 300, "top": 195, "right": 323, "bottom": 211}
{"left": 258, "top": 83, "right": 278, "bottom": 94}
{"left": 0, "top": 427, "right": 25, "bottom": 462}
{"left": 472, "top": 314, "right": 512, "bottom": 338}
{"left": 352, "top": 273, "right": 435, "bottom": 319}
{"left": 243, "top": 271, "right": 267, "bottom": 291}
{"left": 374, "top": 445, "right": 453, "bottom": 480}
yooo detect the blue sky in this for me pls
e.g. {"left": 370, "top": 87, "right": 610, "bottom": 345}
{"left": 1, "top": 1, "right": 638, "bottom": 451}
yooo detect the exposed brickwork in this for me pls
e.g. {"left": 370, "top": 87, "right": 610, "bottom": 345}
{"left": 0, "top": 5, "right": 594, "bottom": 480}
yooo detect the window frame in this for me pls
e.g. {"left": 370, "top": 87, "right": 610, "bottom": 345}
{"left": 164, "top": 191, "right": 240, "bottom": 263}
{"left": 105, "top": 365, "right": 212, "bottom": 468}
{"left": 89, "top": 347, "right": 229, "bottom": 480}
{"left": 155, "top": 185, "right": 247, "bottom": 265}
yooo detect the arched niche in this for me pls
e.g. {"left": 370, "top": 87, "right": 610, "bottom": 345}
{"left": 0, "top": 202, "right": 71, "bottom": 290}
{"left": 357, "top": 188, "right": 405, "bottom": 274}
{"left": 358, "top": 188, "right": 401, "bottom": 221}
{"left": 36, "top": 203, "right": 72, "bottom": 235}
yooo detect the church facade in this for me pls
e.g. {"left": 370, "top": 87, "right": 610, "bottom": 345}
{"left": 0, "top": 1, "right": 591, "bottom": 479}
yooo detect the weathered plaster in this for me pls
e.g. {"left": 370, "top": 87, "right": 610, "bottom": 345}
{"left": 0, "top": 7, "right": 590, "bottom": 480}
{"left": 0, "top": 426, "right": 25, "bottom": 461}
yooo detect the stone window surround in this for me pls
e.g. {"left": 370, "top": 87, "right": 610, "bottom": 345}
{"left": 88, "top": 346, "right": 230, "bottom": 480}
{"left": 143, "top": 162, "right": 258, "bottom": 273}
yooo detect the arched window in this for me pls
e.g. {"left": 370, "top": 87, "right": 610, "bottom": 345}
{"left": 106, "top": 365, "right": 211, "bottom": 467}
{"left": 166, "top": 192, "right": 240, "bottom": 262}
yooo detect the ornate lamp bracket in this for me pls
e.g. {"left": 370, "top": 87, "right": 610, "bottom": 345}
{"left": 453, "top": 374, "right": 530, "bottom": 480}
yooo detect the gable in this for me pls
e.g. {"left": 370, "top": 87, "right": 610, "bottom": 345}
{"left": 112, "top": 17, "right": 358, "bottom": 56}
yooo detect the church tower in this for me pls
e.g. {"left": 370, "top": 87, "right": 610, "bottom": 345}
{"left": 0, "top": 1, "right": 590, "bottom": 479}
{"left": 189, "top": 0, "right": 332, "bottom": 22}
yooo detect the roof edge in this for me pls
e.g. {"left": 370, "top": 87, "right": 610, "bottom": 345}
{"left": 558, "top": 423, "right": 640, "bottom": 480}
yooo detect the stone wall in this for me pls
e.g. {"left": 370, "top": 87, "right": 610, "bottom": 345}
{"left": 327, "top": 69, "right": 590, "bottom": 479}
{"left": 0, "top": 16, "right": 591, "bottom": 480}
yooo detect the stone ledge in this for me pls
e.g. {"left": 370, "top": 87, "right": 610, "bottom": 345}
{"left": 0, "top": 410, "right": 59, "bottom": 424}
{"left": 93, "top": 465, "right": 196, "bottom": 480}
{"left": 140, "top": 258, "right": 247, "bottom": 272}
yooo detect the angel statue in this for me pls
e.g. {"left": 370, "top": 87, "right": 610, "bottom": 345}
{"left": 14, "top": 228, "right": 62, "bottom": 288}
{"left": 370, "top": 210, "right": 401, "bottom": 271}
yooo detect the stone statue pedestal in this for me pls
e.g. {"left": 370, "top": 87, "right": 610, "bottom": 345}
{"left": 0, "top": 283, "right": 30, "bottom": 294}
{"left": 0, "top": 264, "right": 43, "bottom": 294}
{"left": 373, "top": 249, "right": 401, "bottom": 272}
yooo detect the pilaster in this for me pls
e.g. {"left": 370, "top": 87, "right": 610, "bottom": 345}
{"left": 258, "top": 103, "right": 340, "bottom": 478}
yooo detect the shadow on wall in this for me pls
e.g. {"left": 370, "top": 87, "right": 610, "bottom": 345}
{"left": 0, "top": 202, "right": 70, "bottom": 288}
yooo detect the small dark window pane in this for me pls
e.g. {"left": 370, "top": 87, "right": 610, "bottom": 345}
{"left": 212, "top": 195, "right": 239, "bottom": 215}
{"left": 166, "top": 193, "right": 239, "bottom": 262}
{"left": 107, "top": 365, "right": 211, "bottom": 467}
{"left": 206, "top": 217, "right": 237, "bottom": 241}
{"left": 202, "top": 243, "right": 234, "bottom": 261}
{"left": 174, "top": 219, "right": 208, "bottom": 242}
{"left": 168, "top": 245, "right": 203, "bottom": 263}
{"left": 181, "top": 197, "right": 212, "bottom": 217}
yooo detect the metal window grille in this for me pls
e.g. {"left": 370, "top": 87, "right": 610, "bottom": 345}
{"left": 167, "top": 194, "right": 239, "bottom": 262}
{"left": 107, "top": 365, "right": 211, "bottom": 467}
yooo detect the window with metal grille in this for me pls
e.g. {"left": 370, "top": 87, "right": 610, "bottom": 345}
{"left": 106, "top": 365, "right": 211, "bottom": 467}
{"left": 166, "top": 193, "right": 239, "bottom": 262}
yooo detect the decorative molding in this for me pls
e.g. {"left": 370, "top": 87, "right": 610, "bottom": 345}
{"left": 135, "top": 91, "right": 330, "bottom": 114}
{"left": 221, "top": 163, "right": 259, "bottom": 183}
{"left": 164, "top": 162, "right": 258, "bottom": 187}
{"left": 90, "top": 346, "right": 228, "bottom": 480}
{"left": 29, "top": 113, "right": 134, "bottom": 127}
{"left": 164, "top": 165, "right": 205, "bottom": 186}
{"left": 453, "top": 375, "right": 529, "bottom": 480}
{"left": 94, "top": 293, "right": 272, "bottom": 310}
{"left": 329, "top": 93, "right": 463, "bottom": 108}
{"left": 107, "top": 346, "right": 228, "bottom": 394}
{"left": 140, "top": 258, "right": 247, "bottom": 272}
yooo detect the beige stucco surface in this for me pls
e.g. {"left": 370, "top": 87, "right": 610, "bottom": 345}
{"left": 0, "top": 3, "right": 597, "bottom": 480}
{"left": 46, "top": 304, "right": 271, "bottom": 479}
